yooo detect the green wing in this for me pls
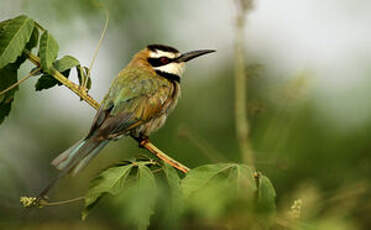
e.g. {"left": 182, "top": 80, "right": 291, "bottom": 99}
{"left": 88, "top": 67, "right": 172, "bottom": 138}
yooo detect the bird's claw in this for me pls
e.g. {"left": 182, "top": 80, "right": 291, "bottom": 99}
{"left": 138, "top": 136, "right": 149, "bottom": 148}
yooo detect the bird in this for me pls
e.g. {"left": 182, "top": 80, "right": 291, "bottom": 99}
{"left": 50, "top": 44, "right": 215, "bottom": 176}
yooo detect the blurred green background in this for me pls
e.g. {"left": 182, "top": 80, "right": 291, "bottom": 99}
{"left": 1, "top": 0, "right": 371, "bottom": 229}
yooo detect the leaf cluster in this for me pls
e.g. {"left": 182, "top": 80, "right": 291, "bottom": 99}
{"left": 0, "top": 15, "right": 92, "bottom": 124}
{"left": 83, "top": 161, "right": 276, "bottom": 229}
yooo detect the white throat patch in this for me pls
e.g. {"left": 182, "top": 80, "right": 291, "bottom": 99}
{"left": 154, "top": 62, "right": 185, "bottom": 76}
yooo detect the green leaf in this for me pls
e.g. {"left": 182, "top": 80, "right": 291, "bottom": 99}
{"left": 0, "top": 63, "right": 18, "bottom": 124}
{"left": 161, "top": 163, "right": 184, "bottom": 228}
{"left": 163, "top": 163, "right": 183, "bottom": 205}
{"left": 0, "top": 103, "right": 11, "bottom": 124}
{"left": 181, "top": 163, "right": 276, "bottom": 221}
{"left": 82, "top": 163, "right": 134, "bottom": 220}
{"left": 38, "top": 30, "right": 59, "bottom": 73}
{"left": 0, "top": 45, "right": 36, "bottom": 125}
{"left": 54, "top": 55, "right": 80, "bottom": 72}
{"left": 35, "top": 71, "right": 66, "bottom": 91}
{"left": 0, "top": 19, "right": 11, "bottom": 31}
{"left": 76, "top": 65, "right": 92, "bottom": 90}
{"left": 25, "top": 27, "right": 39, "bottom": 51}
{"left": 115, "top": 163, "right": 157, "bottom": 230}
{"left": 12, "top": 27, "right": 40, "bottom": 69}
{"left": 0, "top": 15, "right": 35, "bottom": 68}
{"left": 181, "top": 163, "right": 248, "bottom": 218}
{"left": 255, "top": 175, "right": 276, "bottom": 214}
{"left": 83, "top": 161, "right": 157, "bottom": 230}
{"left": 182, "top": 163, "right": 252, "bottom": 196}
{"left": 250, "top": 173, "right": 277, "bottom": 229}
{"left": 35, "top": 55, "right": 79, "bottom": 91}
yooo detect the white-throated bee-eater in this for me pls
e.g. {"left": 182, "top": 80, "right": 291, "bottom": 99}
{"left": 51, "top": 44, "right": 215, "bottom": 175}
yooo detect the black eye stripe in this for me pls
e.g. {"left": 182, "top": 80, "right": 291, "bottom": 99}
{"left": 147, "top": 57, "right": 175, "bottom": 67}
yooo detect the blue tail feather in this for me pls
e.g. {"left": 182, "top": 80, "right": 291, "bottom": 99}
{"left": 51, "top": 139, "right": 86, "bottom": 170}
{"left": 72, "top": 140, "right": 108, "bottom": 175}
{"left": 51, "top": 137, "right": 108, "bottom": 175}
{"left": 39, "top": 137, "right": 108, "bottom": 198}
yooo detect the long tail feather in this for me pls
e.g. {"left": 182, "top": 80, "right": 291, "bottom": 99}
{"left": 51, "top": 137, "right": 107, "bottom": 174}
{"left": 39, "top": 137, "right": 109, "bottom": 197}
{"left": 51, "top": 138, "right": 86, "bottom": 170}
{"left": 71, "top": 140, "right": 108, "bottom": 175}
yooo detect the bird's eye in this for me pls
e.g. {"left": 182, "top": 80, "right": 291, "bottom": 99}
{"left": 160, "top": 57, "right": 169, "bottom": 64}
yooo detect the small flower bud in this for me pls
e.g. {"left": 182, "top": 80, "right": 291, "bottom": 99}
{"left": 289, "top": 199, "right": 302, "bottom": 219}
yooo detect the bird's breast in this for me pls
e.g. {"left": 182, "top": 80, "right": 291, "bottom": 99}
{"left": 163, "top": 81, "right": 181, "bottom": 114}
{"left": 135, "top": 81, "right": 181, "bottom": 137}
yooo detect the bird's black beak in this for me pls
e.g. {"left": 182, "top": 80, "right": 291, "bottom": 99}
{"left": 175, "top": 49, "right": 216, "bottom": 63}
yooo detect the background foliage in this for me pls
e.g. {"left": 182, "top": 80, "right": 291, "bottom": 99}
{"left": 1, "top": 0, "right": 371, "bottom": 229}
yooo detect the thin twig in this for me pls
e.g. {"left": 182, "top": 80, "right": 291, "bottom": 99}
{"left": 234, "top": 0, "right": 255, "bottom": 167}
{"left": 143, "top": 141, "right": 190, "bottom": 173}
{"left": 41, "top": 196, "right": 84, "bottom": 207}
{"left": 20, "top": 195, "right": 84, "bottom": 208}
{"left": 85, "top": 7, "right": 109, "bottom": 89}
{"left": 24, "top": 50, "right": 190, "bottom": 174}
{"left": 25, "top": 50, "right": 100, "bottom": 109}
{"left": 131, "top": 135, "right": 189, "bottom": 173}
{"left": 0, "top": 67, "right": 41, "bottom": 96}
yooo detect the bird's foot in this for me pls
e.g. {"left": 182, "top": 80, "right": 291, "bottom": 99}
{"left": 138, "top": 136, "right": 149, "bottom": 148}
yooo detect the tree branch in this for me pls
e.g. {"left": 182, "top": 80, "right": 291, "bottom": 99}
{"left": 24, "top": 50, "right": 190, "bottom": 174}
{"left": 0, "top": 67, "right": 41, "bottom": 96}
{"left": 234, "top": 0, "right": 255, "bottom": 167}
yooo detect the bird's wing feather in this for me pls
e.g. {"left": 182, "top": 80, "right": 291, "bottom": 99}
{"left": 88, "top": 68, "right": 172, "bottom": 139}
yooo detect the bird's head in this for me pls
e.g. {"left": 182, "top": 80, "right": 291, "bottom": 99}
{"left": 130, "top": 44, "right": 215, "bottom": 82}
